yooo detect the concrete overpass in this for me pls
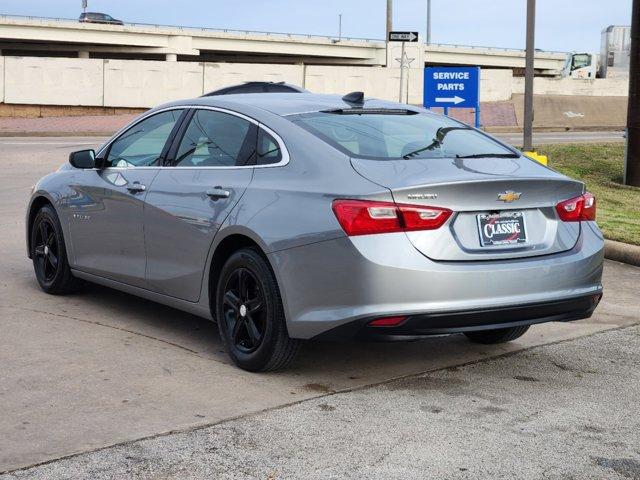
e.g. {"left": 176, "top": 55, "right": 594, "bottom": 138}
{"left": 0, "top": 14, "right": 567, "bottom": 74}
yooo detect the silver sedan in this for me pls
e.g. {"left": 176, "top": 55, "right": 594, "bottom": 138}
{"left": 26, "top": 92, "right": 604, "bottom": 371}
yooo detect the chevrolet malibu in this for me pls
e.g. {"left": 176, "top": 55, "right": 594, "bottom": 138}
{"left": 26, "top": 92, "right": 604, "bottom": 371}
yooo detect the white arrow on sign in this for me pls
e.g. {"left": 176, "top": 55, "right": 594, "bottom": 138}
{"left": 389, "top": 32, "right": 418, "bottom": 42}
{"left": 435, "top": 95, "right": 465, "bottom": 105}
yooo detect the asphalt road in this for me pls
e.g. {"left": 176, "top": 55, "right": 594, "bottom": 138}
{"left": 0, "top": 137, "right": 638, "bottom": 477}
{"left": 494, "top": 130, "right": 625, "bottom": 145}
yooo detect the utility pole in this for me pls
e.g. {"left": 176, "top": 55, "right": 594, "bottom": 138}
{"left": 523, "top": 0, "right": 535, "bottom": 151}
{"left": 426, "top": 0, "right": 432, "bottom": 45}
{"left": 625, "top": 0, "right": 640, "bottom": 186}
{"left": 399, "top": 41, "right": 406, "bottom": 103}
{"left": 386, "top": 0, "right": 393, "bottom": 39}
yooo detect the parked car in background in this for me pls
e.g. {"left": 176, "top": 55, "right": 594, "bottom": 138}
{"left": 78, "top": 12, "right": 124, "bottom": 25}
{"left": 203, "top": 81, "right": 307, "bottom": 96}
{"left": 26, "top": 92, "right": 604, "bottom": 372}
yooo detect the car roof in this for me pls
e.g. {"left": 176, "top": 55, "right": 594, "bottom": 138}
{"left": 161, "top": 92, "right": 424, "bottom": 117}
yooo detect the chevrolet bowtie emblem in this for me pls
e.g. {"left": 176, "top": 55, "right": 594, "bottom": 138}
{"left": 497, "top": 191, "right": 522, "bottom": 202}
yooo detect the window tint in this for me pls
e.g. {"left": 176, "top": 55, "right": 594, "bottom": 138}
{"left": 174, "top": 110, "right": 257, "bottom": 167}
{"left": 256, "top": 128, "right": 282, "bottom": 165}
{"left": 291, "top": 112, "right": 513, "bottom": 160}
{"left": 107, "top": 109, "right": 183, "bottom": 167}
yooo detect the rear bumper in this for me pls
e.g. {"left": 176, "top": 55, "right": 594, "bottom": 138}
{"left": 312, "top": 293, "right": 602, "bottom": 341}
{"left": 269, "top": 222, "right": 604, "bottom": 339}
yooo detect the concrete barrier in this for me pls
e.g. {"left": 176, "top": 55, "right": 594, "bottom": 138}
{"left": 306, "top": 65, "right": 403, "bottom": 102}
{"left": 4, "top": 56, "right": 103, "bottom": 106}
{"left": 203, "top": 63, "right": 304, "bottom": 93}
{"left": 0, "top": 56, "right": 632, "bottom": 111}
{"left": 103, "top": 60, "right": 203, "bottom": 108}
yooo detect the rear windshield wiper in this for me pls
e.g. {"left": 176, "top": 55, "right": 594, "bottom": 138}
{"left": 402, "top": 126, "right": 470, "bottom": 159}
{"left": 455, "top": 153, "right": 520, "bottom": 159}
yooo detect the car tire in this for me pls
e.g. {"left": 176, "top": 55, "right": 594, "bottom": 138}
{"left": 463, "top": 325, "right": 530, "bottom": 344}
{"left": 216, "top": 247, "right": 301, "bottom": 372}
{"left": 31, "top": 204, "right": 82, "bottom": 295}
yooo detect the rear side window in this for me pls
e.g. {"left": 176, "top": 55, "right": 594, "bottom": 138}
{"left": 291, "top": 111, "right": 513, "bottom": 160}
{"left": 256, "top": 129, "right": 282, "bottom": 165}
{"left": 174, "top": 109, "right": 257, "bottom": 167}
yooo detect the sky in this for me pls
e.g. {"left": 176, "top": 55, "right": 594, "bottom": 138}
{"left": 0, "top": 0, "right": 632, "bottom": 53}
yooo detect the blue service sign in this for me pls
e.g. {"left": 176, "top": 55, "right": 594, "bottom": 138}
{"left": 423, "top": 66, "right": 480, "bottom": 109}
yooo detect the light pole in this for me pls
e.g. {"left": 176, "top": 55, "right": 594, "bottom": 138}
{"left": 625, "top": 0, "right": 640, "bottom": 186}
{"left": 338, "top": 13, "right": 342, "bottom": 41}
{"left": 523, "top": 0, "right": 535, "bottom": 151}
{"left": 426, "top": 0, "right": 432, "bottom": 45}
{"left": 386, "top": 0, "right": 393, "bottom": 39}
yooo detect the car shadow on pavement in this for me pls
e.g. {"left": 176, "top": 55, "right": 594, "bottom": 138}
{"left": 22, "top": 278, "right": 511, "bottom": 381}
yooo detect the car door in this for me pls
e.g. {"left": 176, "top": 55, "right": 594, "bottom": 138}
{"left": 143, "top": 107, "right": 261, "bottom": 302}
{"left": 68, "top": 108, "right": 185, "bottom": 287}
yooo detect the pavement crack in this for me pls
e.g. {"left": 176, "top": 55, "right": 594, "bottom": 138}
{"left": 0, "top": 304, "right": 217, "bottom": 361}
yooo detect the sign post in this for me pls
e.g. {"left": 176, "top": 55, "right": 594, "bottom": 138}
{"left": 423, "top": 66, "right": 481, "bottom": 128}
{"left": 388, "top": 31, "right": 419, "bottom": 104}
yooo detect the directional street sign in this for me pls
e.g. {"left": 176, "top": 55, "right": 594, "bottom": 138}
{"left": 423, "top": 66, "right": 481, "bottom": 126}
{"left": 388, "top": 31, "right": 419, "bottom": 42}
{"left": 423, "top": 66, "right": 480, "bottom": 109}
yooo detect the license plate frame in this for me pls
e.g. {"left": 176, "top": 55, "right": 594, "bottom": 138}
{"left": 477, "top": 211, "right": 527, "bottom": 247}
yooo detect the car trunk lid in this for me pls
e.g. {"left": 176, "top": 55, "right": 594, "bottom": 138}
{"left": 351, "top": 156, "right": 584, "bottom": 261}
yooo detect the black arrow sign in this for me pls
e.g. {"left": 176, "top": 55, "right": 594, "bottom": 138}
{"left": 388, "top": 31, "right": 419, "bottom": 42}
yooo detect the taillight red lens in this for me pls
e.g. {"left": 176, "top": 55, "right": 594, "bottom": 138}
{"left": 332, "top": 199, "right": 452, "bottom": 236}
{"left": 368, "top": 315, "right": 407, "bottom": 327}
{"left": 555, "top": 192, "right": 596, "bottom": 222}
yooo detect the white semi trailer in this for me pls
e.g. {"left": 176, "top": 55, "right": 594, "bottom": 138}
{"left": 563, "top": 25, "right": 630, "bottom": 79}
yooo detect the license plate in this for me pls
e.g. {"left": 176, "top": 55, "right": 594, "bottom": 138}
{"left": 477, "top": 211, "right": 527, "bottom": 246}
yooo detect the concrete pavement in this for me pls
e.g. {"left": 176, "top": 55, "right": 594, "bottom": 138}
{"left": 0, "top": 137, "right": 638, "bottom": 475}
{"left": 3, "top": 324, "right": 640, "bottom": 479}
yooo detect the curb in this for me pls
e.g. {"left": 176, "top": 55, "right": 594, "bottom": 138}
{"left": 604, "top": 239, "right": 640, "bottom": 267}
{"left": 0, "top": 131, "right": 115, "bottom": 137}
{"left": 484, "top": 126, "right": 625, "bottom": 134}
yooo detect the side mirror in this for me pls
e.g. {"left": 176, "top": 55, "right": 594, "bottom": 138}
{"left": 69, "top": 149, "right": 96, "bottom": 169}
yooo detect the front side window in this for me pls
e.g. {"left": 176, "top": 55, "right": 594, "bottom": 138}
{"left": 106, "top": 110, "right": 183, "bottom": 167}
{"left": 572, "top": 54, "right": 591, "bottom": 71}
{"left": 291, "top": 111, "right": 514, "bottom": 160}
{"left": 174, "top": 110, "right": 257, "bottom": 167}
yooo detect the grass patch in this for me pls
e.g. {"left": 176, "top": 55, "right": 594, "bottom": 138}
{"left": 536, "top": 143, "right": 640, "bottom": 246}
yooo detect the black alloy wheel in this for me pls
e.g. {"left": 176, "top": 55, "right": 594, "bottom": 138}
{"left": 31, "top": 204, "right": 81, "bottom": 294}
{"left": 222, "top": 268, "right": 266, "bottom": 354}
{"left": 33, "top": 217, "right": 59, "bottom": 283}
{"left": 216, "top": 247, "right": 300, "bottom": 372}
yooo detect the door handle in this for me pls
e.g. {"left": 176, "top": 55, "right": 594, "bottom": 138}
{"left": 206, "top": 187, "right": 230, "bottom": 199}
{"left": 126, "top": 182, "right": 146, "bottom": 193}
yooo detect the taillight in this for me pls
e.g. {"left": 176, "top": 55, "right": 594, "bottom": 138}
{"left": 332, "top": 199, "right": 452, "bottom": 236}
{"left": 368, "top": 315, "right": 407, "bottom": 327}
{"left": 555, "top": 192, "right": 596, "bottom": 222}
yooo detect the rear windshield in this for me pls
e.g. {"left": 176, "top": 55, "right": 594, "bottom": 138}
{"left": 290, "top": 111, "right": 514, "bottom": 160}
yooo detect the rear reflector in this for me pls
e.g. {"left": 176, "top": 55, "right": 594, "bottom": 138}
{"left": 332, "top": 199, "right": 452, "bottom": 236}
{"left": 555, "top": 192, "right": 596, "bottom": 222}
{"left": 368, "top": 315, "right": 407, "bottom": 327}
